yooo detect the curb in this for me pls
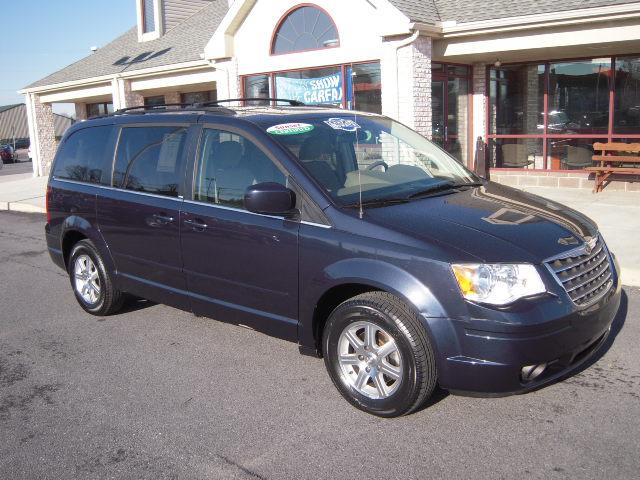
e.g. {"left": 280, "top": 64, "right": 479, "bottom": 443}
{"left": 0, "top": 199, "right": 46, "bottom": 214}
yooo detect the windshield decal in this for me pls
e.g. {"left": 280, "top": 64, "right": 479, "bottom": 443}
{"left": 324, "top": 118, "right": 361, "bottom": 132}
{"left": 266, "top": 123, "right": 314, "bottom": 135}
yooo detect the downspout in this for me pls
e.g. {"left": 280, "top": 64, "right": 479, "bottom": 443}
{"left": 394, "top": 29, "right": 420, "bottom": 120}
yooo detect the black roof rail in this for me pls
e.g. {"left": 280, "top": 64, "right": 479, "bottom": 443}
{"left": 198, "top": 98, "right": 306, "bottom": 107}
{"left": 113, "top": 103, "right": 192, "bottom": 114}
{"left": 108, "top": 98, "right": 306, "bottom": 117}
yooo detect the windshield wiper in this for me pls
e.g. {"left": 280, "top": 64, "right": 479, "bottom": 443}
{"left": 343, "top": 197, "right": 410, "bottom": 209}
{"left": 406, "top": 180, "right": 483, "bottom": 200}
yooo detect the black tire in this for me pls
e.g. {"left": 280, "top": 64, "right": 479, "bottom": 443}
{"left": 67, "top": 239, "right": 124, "bottom": 316}
{"left": 322, "top": 291, "right": 437, "bottom": 417}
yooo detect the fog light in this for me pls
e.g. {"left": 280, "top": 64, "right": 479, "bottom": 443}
{"left": 521, "top": 363, "right": 547, "bottom": 382}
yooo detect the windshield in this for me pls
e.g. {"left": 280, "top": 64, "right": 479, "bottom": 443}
{"left": 257, "top": 114, "right": 480, "bottom": 206}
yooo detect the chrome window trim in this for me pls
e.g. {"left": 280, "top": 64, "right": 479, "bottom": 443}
{"left": 52, "top": 178, "right": 332, "bottom": 228}
{"left": 52, "top": 177, "right": 183, "bottom": 202}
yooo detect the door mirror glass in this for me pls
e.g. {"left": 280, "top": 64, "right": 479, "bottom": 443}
{"left": 244, "top": 182, "right": 296, "bottom": 215}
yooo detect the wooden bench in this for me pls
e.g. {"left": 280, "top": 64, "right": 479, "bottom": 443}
{"left": 585, "top": 142, "right": 640, "bottom": 192}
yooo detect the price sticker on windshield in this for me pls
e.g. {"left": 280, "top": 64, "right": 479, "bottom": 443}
{"left": 324, "top": 118, "right": 361, "bottom": 132}
{"left": 267, "top": 123, "right": 315, "bottom": 135}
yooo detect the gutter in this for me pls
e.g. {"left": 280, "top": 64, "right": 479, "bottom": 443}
{"left": 410, "top": 2, "right": 640, "bottom": 38}
{"left": 18, "top": 59, "right": 212, "bottom": 95}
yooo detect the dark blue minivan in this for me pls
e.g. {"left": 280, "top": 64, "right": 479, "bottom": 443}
{"left": 45, "top": 101, "right": 621, "bottom": 417}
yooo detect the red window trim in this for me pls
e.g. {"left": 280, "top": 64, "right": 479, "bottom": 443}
{"left": 240, "top": 60, "right": 381, "bottom": 109}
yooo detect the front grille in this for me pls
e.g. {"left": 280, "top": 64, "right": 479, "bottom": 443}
{"left": 546, "top": 237, "right": 613, "bottom": 307}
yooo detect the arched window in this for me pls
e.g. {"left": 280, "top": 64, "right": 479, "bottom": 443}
{"left": 271, "top": 5, "right": 339, "bottom": 55}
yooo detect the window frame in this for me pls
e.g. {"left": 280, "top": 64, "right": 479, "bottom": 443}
{"left": 110, "top": 123, "right": 192, "bottom": 199}
{"left": 270, "top": 4, "right": 340, "bottom": 56}
{"left": 187, "top": 123, "right": 292, "bottom": 213}
{"left": 487, "top": 54, "right": 640, "bottom": 172}
{"left": 52, "top": 124, "right": 118, "bottom": 186}
{"left": 240, "top": 60, "right": 380, "bottom": 110}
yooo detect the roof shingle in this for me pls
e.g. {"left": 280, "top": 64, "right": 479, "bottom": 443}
{"left": 389, "top": 0, "right": 638, "bottom": 24}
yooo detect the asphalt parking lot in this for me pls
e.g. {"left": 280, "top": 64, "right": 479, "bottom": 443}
{"left": 0, "top": 211, "right": 638, "bottom": 480}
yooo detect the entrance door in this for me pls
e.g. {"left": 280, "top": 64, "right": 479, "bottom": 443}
{"left": 431, "top": 65, "right": 470, "bottom": 165}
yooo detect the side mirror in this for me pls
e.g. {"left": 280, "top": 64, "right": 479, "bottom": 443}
{"left": 244, "top": 182, "right": 296, "bottom": 216}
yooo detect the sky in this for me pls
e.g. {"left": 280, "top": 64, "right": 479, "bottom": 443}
{"left": 0, "top": 0, "right": 135, "bottom": 115}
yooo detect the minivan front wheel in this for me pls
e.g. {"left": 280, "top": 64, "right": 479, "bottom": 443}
{"left": 323, "top": 291, "right": 437, "bottom": 417}
{"left": 68, "top": 239, "right": 124, "bottom": 316}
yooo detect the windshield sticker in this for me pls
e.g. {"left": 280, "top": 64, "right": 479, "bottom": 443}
{"left": 266, "top": 123, "right": 314, "bottom": 135}
{"left": 324, "top": 118, "right": 361, "bottom": 132}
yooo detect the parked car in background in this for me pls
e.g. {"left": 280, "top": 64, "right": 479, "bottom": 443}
{"left": 0, "top": 144, "right": 14, "bottom": 163}
{"left": 45, "top": 101, "right": 621, "bottom": 417}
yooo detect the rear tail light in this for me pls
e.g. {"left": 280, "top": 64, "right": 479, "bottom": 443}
{"left": 45, "top": 185, "right": 52, "bottom": 224}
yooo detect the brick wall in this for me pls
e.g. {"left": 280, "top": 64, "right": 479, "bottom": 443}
{"left": 164, "top": 91, "right": 181, "bottom": 105}
{"left": 75, "top": 103, "right": 87, "bottom": 121}
{"left": 33, "top": 95, "right": 57, "bottom": 175}
{"left": 381, "top": 35, "right": 432, "bottom": 138}
{"left": 490, "top": 170, "right": 640, "bottom": 191}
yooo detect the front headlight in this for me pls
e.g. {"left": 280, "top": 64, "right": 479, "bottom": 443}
{"left": 451, "top": 264, "right": 546, "bottom": 306}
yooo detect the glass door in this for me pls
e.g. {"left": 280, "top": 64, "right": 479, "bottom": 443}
{"left": 432, "top": 64, "right": 470, "bottom": 165}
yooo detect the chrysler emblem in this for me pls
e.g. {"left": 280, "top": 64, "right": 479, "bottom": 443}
{"left": 584, "top": 236, "right": 597, "bottom": 254}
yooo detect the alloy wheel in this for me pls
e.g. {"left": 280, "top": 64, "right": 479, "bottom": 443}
{"left": 337, "top": 321, "right": 403, "bottom": 399}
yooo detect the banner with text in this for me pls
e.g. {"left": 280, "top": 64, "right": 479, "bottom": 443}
{"left": 275, "top": 72, "right": 343, "bottom": 105}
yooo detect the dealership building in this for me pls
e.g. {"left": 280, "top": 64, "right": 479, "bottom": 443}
{"left": 20, "top": 0, "right": 640, "bottom": 190}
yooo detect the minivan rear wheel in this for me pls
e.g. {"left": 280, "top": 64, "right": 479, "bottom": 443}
{"left": 68, "top": 239, "right": 124, "bottom": 316}
{"left": 322, "top": 291, "right": 437, "bottom": 417}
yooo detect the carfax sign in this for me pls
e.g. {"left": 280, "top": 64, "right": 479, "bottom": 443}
{"left": 275, "top": 72, "right": 343, "bottom": 105}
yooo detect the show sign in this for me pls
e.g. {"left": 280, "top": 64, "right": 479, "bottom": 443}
{"left": 275, "top": 73, "right": 343, "bottom": 105}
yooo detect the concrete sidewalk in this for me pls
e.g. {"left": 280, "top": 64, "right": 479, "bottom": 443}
{"left": 1, "top": 174, "right": 639, "bottom": 285}
{"left": 0, "top": 173, "right": 47, "bottom": 214}
{"left": 519, "top": 186, "right": 640, "bottom": 287}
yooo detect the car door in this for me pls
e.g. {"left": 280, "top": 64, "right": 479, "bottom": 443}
{"left": 180, "top": 125, "right": 299, "bottom": 341}
{"left": 97, "top": 123, "right": 194, "bottom": 309}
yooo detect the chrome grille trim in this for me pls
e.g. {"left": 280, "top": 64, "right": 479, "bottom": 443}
{"left": 545, "top": 236, "right": 614, "bottom": 308}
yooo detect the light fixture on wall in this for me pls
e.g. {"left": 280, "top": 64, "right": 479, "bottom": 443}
{"left": 494, "top": 58, "right": 502, "bottom": 68}
{"left": 90, "top": 46, "right": 98, "bottom": 54}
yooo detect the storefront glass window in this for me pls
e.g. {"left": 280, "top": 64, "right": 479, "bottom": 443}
{"left": 614, "top": 57, "right": 640, "bottom": 134}
{"left": 488, "top": 56, "right": 639, "bottom": 171}
{"left": 547, "top": 138, "right": 607, "bottom": 170}
{"left": 181, "top": 90, "right": 216, "bottom": 104}
{"left": 86, "top": 102, "right": 113, "bottom": 118}
{"left": 349, "top": 63, "right": 381, "bottom": 114}
{"left": 548, "top": 59, "right": 611, "bottom": 134}
{"left": 144, "top": 95, "right": 165, "bottom": 107}
{"left": 490, "top": 139, "right": 543, "bottom": 169}
{"left": 275, "top": 67, "right": 342, "bottom": 106}
{"left": 243, "top": 75, "right": 272, "bottom": 105}
{"left": 244, "top": 63, "right": 381, "bottom": 114}
{"left": 272, "top": 6, "right": 339, "bottom": 55}
{"left": 489, "top": 64, "right": 545, "bottom": 135}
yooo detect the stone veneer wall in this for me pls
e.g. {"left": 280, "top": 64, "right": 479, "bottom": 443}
{"left": 490, "top": 170, "right": 640, "bottom": 192}
{"left": 381, "top": 35, "right": 432, "bottom": 139}
{"left": 163, "top": 92, "right": 181, "bottom": 105}
{"left": 75, "top": 103, "right": 87, "bottom": 121}
{"left": 33, "top": 95, "right": 57, "bottom": 175}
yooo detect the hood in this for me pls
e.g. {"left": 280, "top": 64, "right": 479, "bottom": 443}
{"left": 363, "top": 182, "right": 598, "bottom": 263}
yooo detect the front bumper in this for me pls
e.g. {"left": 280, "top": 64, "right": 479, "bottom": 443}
{"left": 429, "top": 259, "right": 622, "bottom": 396}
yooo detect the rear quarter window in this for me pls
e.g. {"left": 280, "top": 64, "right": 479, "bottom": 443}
{"left": 52, "top": 125, "right": 114, "bottom": 184}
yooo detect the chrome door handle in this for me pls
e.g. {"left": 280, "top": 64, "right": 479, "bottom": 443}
{"left": 184, "top": 219, "right": 208, "bottom": 230}
{"left": 152, "top": 213, "right": 175, "bottom": 224}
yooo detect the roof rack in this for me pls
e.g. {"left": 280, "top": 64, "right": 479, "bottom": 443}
{"left": 111, "top": 98, "right": 306, "bottom": 116}
{"left": 199, "top": 98, "right": 306, "bottom": 107}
